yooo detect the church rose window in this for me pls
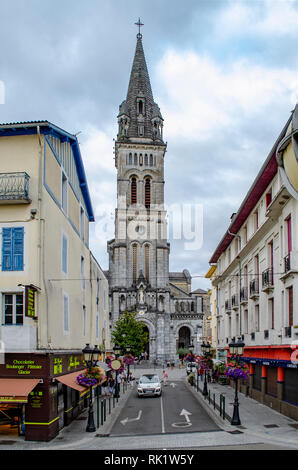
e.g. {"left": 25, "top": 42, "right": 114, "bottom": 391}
{"left": 131, "top": 177, "right": 137, "bottom": 204}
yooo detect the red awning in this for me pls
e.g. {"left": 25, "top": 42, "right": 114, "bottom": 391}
{"left": 0, "top": 378, "right": 40, "bottom": 403}
{"left": 55, "top": 371, "right": 87, "bottom": 394}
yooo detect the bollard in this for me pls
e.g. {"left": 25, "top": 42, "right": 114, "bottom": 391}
{"left": 222, "top": 396, "right": 226, "bottom": 420}
{"left": 104, "top": 399, "right": 106, "bottom": 422}
{"left": 113, "top": 396, "right": 115, "bottom": 408}
{"left": 208, "top": 390, "right": 211, "bottom": 404}
{"left": 213, "top": 393, "right": 216, "bottom": 410}
{"left": 101, "top": 400, "right": 104, "bottom": 426}
{"left": 220, "top": 394, "right": 222, "bottom": 417}
{"left": 108, "top": 397, "right": 111, "bottom": 414}
{"left": 96, "top": 389, "right": 100, "bottom": 428}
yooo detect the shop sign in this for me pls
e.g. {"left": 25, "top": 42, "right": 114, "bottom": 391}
{"left": 29, "top": 390, "right": 44, "bottom": 409}
{"left": 25, "top": 285, "right": 37, "bottom": 319}
{"left": 5, "top": 359, "right": 43, "bottom": 376}
{"left": 52, "top": 355, "right": 83, "bottom": 377}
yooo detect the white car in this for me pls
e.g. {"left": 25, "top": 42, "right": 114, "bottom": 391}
{"left": 137, "top": 374, "right": 162, "bottom": 397}
{"left": 186, "top": 362, "right": 197, "bottom": 375}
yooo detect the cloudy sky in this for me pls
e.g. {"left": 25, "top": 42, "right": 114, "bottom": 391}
{"left": 1, "top": 0, "right": 298, "bottom": 290}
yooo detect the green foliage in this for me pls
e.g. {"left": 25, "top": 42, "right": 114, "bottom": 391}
{"left": 177, "top": 347, "right": 190, "bottom": 358}
{"left": 187, "top": 372, "right": 195, "bottom": 385}
{"left": 111, "top": 311, "right": 149, "bottom": 357}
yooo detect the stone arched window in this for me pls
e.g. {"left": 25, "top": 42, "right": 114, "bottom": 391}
{"left": 191, "top": 301, "right": 194, "bottom": 312}
{"left": 131, "top": 177, "right": 137, "bottom": 204}
{"left": 144, "top": 154, "right": 148, "bottom": 166}
{"left": 145, "top": 178, "right": 151, "bottom": 209}
{"left": 132, "top": 243, "right": 138, "bottom": 284}
{"left": 145, "top": 244, "right": 150, "bottom": 282}
{"left": 134, "top": 153, "right": 138, "bottom": 166}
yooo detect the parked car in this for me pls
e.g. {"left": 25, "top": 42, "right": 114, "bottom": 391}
{"left": 137, "top": 374, "right": 162, "bottom": 397}
{"left": 186, "top": 362, "right": 197, "bottom": 375}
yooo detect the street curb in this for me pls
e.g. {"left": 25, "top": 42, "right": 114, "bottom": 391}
{"left": 185, "top": 379, "right": 234, "bottom": 432}
{"left": 97, "top": 386, "right": 134, "bottom": 436}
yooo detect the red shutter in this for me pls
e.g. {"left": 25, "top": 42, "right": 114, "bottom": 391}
{"left": 131, "top": 178, "right": 137, "bottom": 204}
{"left": 289, "top": 286, "right": 293, "bottom": 326}
{"left": 145, "top": 179, "right": 151, "bottom": 209}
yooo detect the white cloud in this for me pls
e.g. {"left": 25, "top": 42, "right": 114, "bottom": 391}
{"left": 155, "top": 49, "right": 297, "bottom": 141}
{"left": 216, "top": 0, "right": 298, "bottom": 39}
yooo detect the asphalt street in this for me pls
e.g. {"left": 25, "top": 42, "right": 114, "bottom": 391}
{"left": 110, "top": 380, "right": 220, "bottom": 437}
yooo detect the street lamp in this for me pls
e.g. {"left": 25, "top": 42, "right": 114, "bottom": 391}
{"left": 229, "top": 337, "right": 245, "bottom": 425}
{"left": 82, "top": 343, "right": 101, "bottom": 432}
{"left": 125, "top": 345, "right": 131, "bottom": 381}
{"left": 188, "top": 343, "right": 195, "bottom": 373}
{"left": 113, "top": 345, "right": 121, "bottom": 399}
{"left": 201, "top": 341, "right": 211, "bottom": 397}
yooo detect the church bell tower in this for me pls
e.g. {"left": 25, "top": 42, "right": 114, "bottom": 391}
{"left": 107, "top": 21, "right": 173, "bottom": 362}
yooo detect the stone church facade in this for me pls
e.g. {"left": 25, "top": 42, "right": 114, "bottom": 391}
{"left": 106, "top": 32, "right": 209, "bottom": 363}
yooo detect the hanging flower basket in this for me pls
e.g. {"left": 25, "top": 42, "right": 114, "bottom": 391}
{"left": 106, "top": 356, "right": 125, "bottom": 373}
{"left": 185, "top": 353, "right": 197, "bottom": 363}
{"left": 224, "top": 360, "right": 249, "bottom": 380}
{"left": 196, "top": 356, "right": 213, "bottom": 370}
{"left": 76, "top": 367, "right": 106, "bottom": 388}
{"left": 123, "top": 354, "right": 135, "bottom": 366}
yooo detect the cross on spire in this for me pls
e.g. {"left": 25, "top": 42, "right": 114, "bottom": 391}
{"left": 135, "top": 17, "right": 144, "bottom": 38}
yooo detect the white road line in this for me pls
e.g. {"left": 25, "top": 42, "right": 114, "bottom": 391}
{"left": 160, "top": 395, "right": 165, "bottom": 434}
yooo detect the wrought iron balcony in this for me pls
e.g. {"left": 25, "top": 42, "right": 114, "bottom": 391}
{"left": 0, "top": 172, "right": 31, "bottom": 204}
{"left": 249, "top": 278, "right": 259, "bottom": 298}
{"left": 231, "top": 294, "right": 239, "bottom": 308}
{"left": 240, "top": 287, "right": 248, "bottom": 303}
{"left": 262, "top": 268, "right": 274, "bottom": 291}
{"left": 285, "top": 326, "right": 292, "bottom": 338}
{"left": 284, "top": 253, "right": 291, "bottom": 273}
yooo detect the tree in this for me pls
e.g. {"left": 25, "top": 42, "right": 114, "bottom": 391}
{"left": 111, "top": 311, "right": 149, "bottom": 357}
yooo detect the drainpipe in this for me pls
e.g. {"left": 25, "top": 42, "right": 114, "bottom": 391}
{"left": 228, "top": 230, "right": 242, "bottom": 338}
{"left": 36, "top": 126, "right": 49, "bottom": 349}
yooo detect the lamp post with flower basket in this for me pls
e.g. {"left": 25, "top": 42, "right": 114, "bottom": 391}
{"left": 79, "top": 344, "right": 105, "bottom": 433}
{"left": 123, "top": 346, "right": 135, "bottom": 381}
{"left": 226, "top": 337, "right": 247, "bottom": 426}
{"left": 201, "top": 341, "right": 211, "bottom": 397}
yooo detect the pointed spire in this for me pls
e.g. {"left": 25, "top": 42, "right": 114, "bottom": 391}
{"left": 117, "top": 28, "right": 164, "bottom": 143}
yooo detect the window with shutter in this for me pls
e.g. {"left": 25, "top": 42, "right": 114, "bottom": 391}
{"left": 2, "top": 227, "right": 24, "bottom": 271}
{"left": 62, "top": 235, "right": 68, "bottom": 274}
{"left": 145, "top": 178, "right": 151, "bottom": 209}
{"left": 131, "top": 178, "right": 137, "bottom": 204}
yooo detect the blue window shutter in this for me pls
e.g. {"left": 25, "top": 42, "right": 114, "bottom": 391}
{"left": 62, "top": 235, "right": 67, "bottom": 273}
{"left": 2, "top": 228, "right": 12, "bottom": 271}
{"left": 12, "top": 228, "right": 24, "bottom": 271}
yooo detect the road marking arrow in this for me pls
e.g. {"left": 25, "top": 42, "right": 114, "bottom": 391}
{"left": 120, "top": 410, "right": 142, "bottom": 426}
{"left": 180, "top": 409, "right": 192, "bottom": 424}
{"left": 170, "top": 382, "right": 176, "bottom": 388}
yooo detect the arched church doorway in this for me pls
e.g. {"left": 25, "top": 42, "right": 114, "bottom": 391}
{"left": 178, "top": 326, "right": 191, "bottom": 349}
{"left": 141, "top": 324, "right": 150, "bottom": 359}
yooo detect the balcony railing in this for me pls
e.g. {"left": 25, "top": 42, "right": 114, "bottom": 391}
{"left": 0, "top": 172, "right": 30, "bottom": 203}
{"left": 262, "top": 268, "right": 274, "bottom": 290}
{"left": 231, "top": 294, "right": 239, "bottom": 308}
{"left": 285, "top": 326, "right": 292, "bottom": 338}
{"left": 240, "top": 287, "right": 248, "bottom": 302}
{"left": 284, "top": 253, "right": 291, "bottom": 273}
{"left": 249, "top": 278, "right": 259, "bottom": 297}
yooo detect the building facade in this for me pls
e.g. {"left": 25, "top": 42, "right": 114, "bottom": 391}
{"left": 0, "top": 121, "right": 110, "bottom": 440}
{"left": 107, "top": 33, "right": 207, "bottom": 363}
{"left": 209, "top": 105, "right": 298, "bottom": 420}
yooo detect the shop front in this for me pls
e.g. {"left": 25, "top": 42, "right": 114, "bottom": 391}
{"left": 242, "top": 345, "right": 298, "bottom": 421}
{"left": 0, "top": 351, "right": 89, "bottom": 441}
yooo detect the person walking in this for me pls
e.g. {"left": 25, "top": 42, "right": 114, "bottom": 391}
{"left": 163, "top": 370, "right": 168, "bottom": 386}
{"left": 128, "top": 372, "right": 135, "bottom": 388}
{"left": 108, "top": 376, "right": 115, "bottom": 396}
